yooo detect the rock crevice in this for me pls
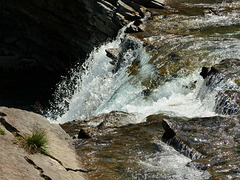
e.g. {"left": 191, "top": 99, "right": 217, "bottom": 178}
{"left": 24, "top": 156, "right": 52, "bottom": 180}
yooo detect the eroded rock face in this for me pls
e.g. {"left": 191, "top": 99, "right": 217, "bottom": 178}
{"left": 0, "top": 0, "right": 164, "bottom": 109}
{"left": 162, "top": 115, "right": 240, "bottom": 179}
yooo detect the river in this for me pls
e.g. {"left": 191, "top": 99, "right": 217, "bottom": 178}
{"left": 47, "top": 1, "right": 240, "bottom": 179}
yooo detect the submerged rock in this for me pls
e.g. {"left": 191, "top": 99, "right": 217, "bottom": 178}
{"left": 62, "top": 110, "right": 240, "bottom": 179}
{"left": 162, "top": 115, "right": 240, "bottom": 179}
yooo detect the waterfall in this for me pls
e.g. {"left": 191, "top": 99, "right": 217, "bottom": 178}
{"left": 47, "top": 1, "right": 240, "bottom": 124}
{"left": 48, "top": 32, "right": 217, "bottom": 124}
{"left": 46, "top": 1, "right": 239, "bottom": 179}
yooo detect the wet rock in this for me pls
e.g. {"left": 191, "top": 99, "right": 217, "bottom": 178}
{"left": 200, "top": 67, "right": 211, "bottom": 79}
{"left": 61, "top": 111, "right": 138, "bottom": 137}
{"left": 141, "top": 89, "right": 151, "bottom": 97}
{"left": 215, "top": 90, "right": 240, "bottom": 115}
{"left": 167, "top": 52, "right": 180, "bottom": 62}
{"left": 200, "top": 66, "right": 219, "bottom": 79}
{"left": 162, "top": 115, "right": 240, "bottom": 179}
{"left": 187, "top": 161, "right": 208, "bottom": 171}
{"left": 106, "top": 36, "right": 143, "bottom": 73}
{"left": 62, "top": 112, "right": 167, "bottom": 179}
{"left": 78, "top": 129, "right": 91, "bottom": 139}
{"left": 212, "top": 59, "right": 240, "bottom": 86}
{"left": 125, "top": 24, "right": 143, "bottom": 33}
{"left": 198, "top": 59, "right": 240, "bottom": 115}
{"left": 105, "top": 48, "right": 120, "bottom": 65}
{"left": 182, "top": 81, "right": 197, "bottom": 90}
{"left": 143, "top": 43, "right": 157, "bottom": 50}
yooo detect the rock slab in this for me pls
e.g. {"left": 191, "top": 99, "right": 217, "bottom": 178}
{"left": 0, "top": 107, "right": 85, "bottom": 180}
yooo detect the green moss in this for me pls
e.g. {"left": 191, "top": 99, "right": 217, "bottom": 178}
{"left": 0, "top": 127, "right": 5, "bottom": 135}
{"left": 12, "top": 139, "right": 19, "bottom": 145}
{"left": 21, "top": 130, "right": 49, "bottom": 155}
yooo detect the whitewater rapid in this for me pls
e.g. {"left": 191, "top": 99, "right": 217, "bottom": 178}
{"left": 48, "top": 31, "right": 217, "bottom": 124}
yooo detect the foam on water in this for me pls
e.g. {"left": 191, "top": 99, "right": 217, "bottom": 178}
{"left": 47, "top": 6, "right": 240, "bottom": 124}
{"left": 98, "top": 72, "right": 216, "bottom": 121}
{"left": 49, "top": 34, "right": 216, "bottom": 124}
{"left": 47, "top": 27, "right": 126, "bottom": 123}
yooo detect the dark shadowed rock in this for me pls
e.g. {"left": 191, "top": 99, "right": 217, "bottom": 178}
{"left": 132, "top": 0, "right": 164, "bottom": 9}
{"left": 200, "top": 67, "right": 210, "bottom": 79}
{"left": 0, "top": 0, "right": 164, "bottom": 109}
{"left": 105, "top": 48, "right": 120, "bottom": 65}
{"left": 125, "top": 24, "right": 143, "bottom": 33}
{"left": 78, "top": 129, "right": 91, "bottom": 139}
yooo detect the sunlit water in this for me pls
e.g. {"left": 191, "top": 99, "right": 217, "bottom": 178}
{"left": 47, "top": 1, "right": 240, "bottom": 179}
{"left": 48, "top": 35, "right": 217, "bottom": 124}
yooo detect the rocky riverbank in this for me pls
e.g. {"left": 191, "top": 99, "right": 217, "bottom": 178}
{"left": 0, "top": 107, "right": 87, "bottom": 180}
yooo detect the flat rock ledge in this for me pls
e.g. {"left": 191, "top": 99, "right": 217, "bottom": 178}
{"left": 0, "top": 107, "right": 85, "bottom": 180}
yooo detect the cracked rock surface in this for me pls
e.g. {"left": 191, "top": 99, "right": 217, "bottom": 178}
{"left": 0, "top": 106, "right": 85, "bottom": 180}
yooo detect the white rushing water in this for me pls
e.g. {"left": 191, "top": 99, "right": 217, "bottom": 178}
{"left": 48, "top": 31, "right": 216, "bottom": 124}
{"left": 48, "top": 2, "right": 240, "bottom": 124}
